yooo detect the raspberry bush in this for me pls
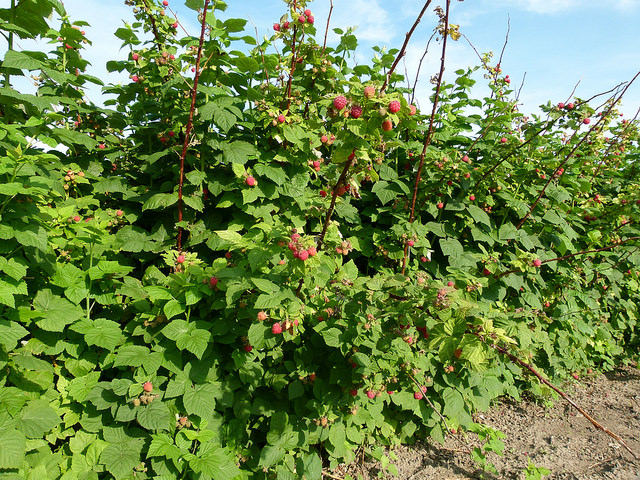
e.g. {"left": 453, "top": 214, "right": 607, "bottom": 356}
{"left": 0, "top": 0, "right": 639, "bottom": 478}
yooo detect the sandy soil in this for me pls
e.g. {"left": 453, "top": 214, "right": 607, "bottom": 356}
{"left": 339, "top": 365, "right": 640, "bottom": 480}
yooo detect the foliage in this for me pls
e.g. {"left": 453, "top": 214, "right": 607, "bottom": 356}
{"left": 0, "top": 0, "right": 638, "bottom": 478}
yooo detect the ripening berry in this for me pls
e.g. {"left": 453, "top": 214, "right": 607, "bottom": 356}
{"left": 116, "top": 210, "right": 124, "bottom": 216}
{"left": 382, "top": 119, "right": 393, "bottom": 131}
{"left": 469, "top": 195, "right": 476, "bottom": 201}
{"left": 131, "top": 75, "right": 139, "bottom": 82}
{"left": 447, "top": 281, "right": 454, "bottom": 287}
{"left": 350, "top": 389, "right": 358, "bottom": 396}
{"left": 333, "top": 95, "right": 348, "bottom": 110}
{"left": 243, "top": 345, "right": 253, "bottom": 352}
{"left": 437, "top": 202, "right": 444, "bottom": 209}
{"left": 583, "top": 118, "right": 591, "bottom": 125}
{"left": 364, "top": 86, "right": 375, "bottom": 99}
{"left": 163, "top": 0, "right": 168, "bottom": 5}
{"left": 307, "top": 246, "right": 317, "bottom": 257}
{"left": 388, "top": 100, "right": 401, "bottom": 113}
{"left": 409, "top": 105, "right": 417, "bottom": 115}
{"left": 273, "top": 23, "right": 281, "bottom": 31}
{"left": 277, "top": 114, "right": 285, "bottom": 123}
{"left": 533, "top": 259, "right": 542, "bottom": 267}
{"left": 257, "top": 311, "right": 268, "bottom": 321}
{"left": 246, "top": 176, "right": 256, "bottom": 186}
{"left": 210, "top": 276, "right": 218, "bottom": 287}
{"left": 407, "top": 240, "right": 415, "bottom": 247}
{"left": 176, "top": 255, "right": 185, "bottom": 264}
{"left": 414, "top": 392, "right": 423, "bottom": 400}
{"left": 272, "top": 322, "right": 282, "bottom": 334}
{"left": 500, "top": 137, "right": 507, "bottom": 144}
{"left": 132, "top": 52, "right": 139, "bottom": 61}
{"left": 143, "top": 381, "right": 153, "bottom": 392}
{"left": 73, "top": 215, "right": 81, "bottom": 222}
{"left": 321, "top": 134, "right": 328, "bottom": 143}
{"left": 366, "top": 390, "right": 376, "bottom": 399}
{"left": 320, "top": 190, "right": 327, "bottom": 197}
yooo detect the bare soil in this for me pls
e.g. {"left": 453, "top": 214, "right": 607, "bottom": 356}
{"left": 339, "top": 364, "right": 640, "bottom": 480}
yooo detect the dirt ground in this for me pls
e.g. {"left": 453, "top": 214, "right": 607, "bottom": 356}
{"left": 340, "top": 364, "right": 640, "bottom": 480}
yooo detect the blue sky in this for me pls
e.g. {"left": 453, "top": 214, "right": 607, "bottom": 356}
{"left": 8, "top": 0, "right": 640, "bottom": 118}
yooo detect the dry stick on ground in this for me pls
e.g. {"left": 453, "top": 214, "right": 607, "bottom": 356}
{"left": 516, "top": 70, "right": 640, "bottom": 230}
{"left": 380, "top": 0, "right": 433, "bottom": 94}
{"left": 321, "top": 470, "right": 344, "bottom": 480}
{"left": 475, "top": 334, "right": 639, "bottom": 460}
{"left": 401, "top": 0, "right": 451, "bottom": 275}
{"left": 321, "top": 0, "right": 333, "bottom": 55}
{"left": 176, "top": 0, "right": 210, "bottom": 250}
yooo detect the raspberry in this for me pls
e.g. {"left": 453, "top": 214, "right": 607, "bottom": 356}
{"left": 291, "top": 233, "right": 301, "bottom": 241}
{"left": 333, "top": 95, "right": 348, "bottom": 110}
{"left": 437, "top": 202, "right": 444, "bottom": 209}
{"left": 210, "top": 276, "right": 218, "bottom": 287}
{"left": 298, "top": 250, "right": 309, "bottom": 261}
{"left": 272, "top": 323, "right": 282, "bottom": 334}
{"left": 558, "top": 102, "right": 565, "bottom": 109}
{"left": 350, "top": 389, "right": 358, "bottom": 396}
{"left": 500, "top": 137, "right": 507, "bottom": 143}
{"left": 462, "top": 155, "right": 469, "bottom": 163}
{"left": 283, "top": 21, "right": 289, "bottom": 29}
{"left": 243, "top": 345, "right": 253, "bottom": 352}
{"left": 388, "top": 100, "right": 401, "bottom": 113}
{"left": 469, "top": 195, "right": 475, "bottom": 201}
{"left": 420, "top": 385, "right": 427, "bottom": 393}
{"left": 298, "top": 15, "right": 306, "bottom": 24}
{"left": 304, "top": 9, "right": 312, "bottom": 16}
{"left": 132, "top": 53, "right": 139, "bottom": 61}
{"left": 409, "top": 105, "right": 416, "bottom": 115}
{"left": 273, "top": 23, "right": 280, "bottom": 31}
{"left": 363, "top": 85, "right": 375, "bottom": 99}
{"left": 566, "top": 102, "right": 574, "bottom": 110}
{"left": 246, "top": 176, "right": 256, "bottom": 186}
{"left": 176, "top": 255, "right": 185, "bottom": 264}
{"left": 277, "top": 114, "right": 285, "bottom": 123}
{"left": 131, "top": 75, "right": 139, "bottom": 82}
{"left": 307, "top": 246, "right": 317, "bottom": 257}
{"left": 163, "top": 0, "right": 168, "bottom": 5}
{"left": 172, "top": 22, "right": 178, "bottom": 28}
{"left": 116, "top": 210, "right": 124, "bottom": 216}
{"left": 533, "top": 259, "right": 542, "bottom": 267}
{"left": 414, "top": 392, "right": 423, "bottom": 400}
{"left": 168, "top": 130, "right": 175, "bottom": 137}
{"left": 313, "top": 160, "right": 320, "bottom": 169}
{"left": 320, "top": 190, "right": 327, "bottom": 197}
{"left": 366, "top": 390, "right": 376, "bottom": 399}
{"left": 307, "top": 15, "right": 314, "bottom": 24}
{"left": 225, "top": 251, "right": 232, "bottom": 259}
{"left": 382, "top": 120, "right": 393, "bottom": 131}
{"left": 350, "top": 105, "right": 363, "bottom": 119}
{"left": 143, "top": 382, "right": 153, "bottom": 392}
{"left": 447, "top": 281, "right": 454, "bottom": 287}
{"left": 73, "top": 216, "right": 81, "bottom": 222}
{"left": 421, "top": 256, "right": 428, "bottom": 263}
{"left": 321, "top": 134, "right": 328, "bottom": 143}
{"left": 583, "top": 118, "right": 591, "bottom": 125}
{"left": 257, "top": 311, "right": 268, "bottom": 321}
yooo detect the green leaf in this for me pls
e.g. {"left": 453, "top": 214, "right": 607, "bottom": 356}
{"left": 164, "top": 299, "right": 185, "bottom": 320}
{"left": 84, "top": 318, "right": 125, "bottom": 350}
{"left": 18, "top": 399, "right": 61, "bottom": 438}
{"left": 0, "top": 320, "right": 28, "bottom": 349}
{"left": 100, "top": 440, "right": 143, "bottom": 480}
{"left": 2, "top": 50, "right": 43, "bottom": 70}
{"left": 32, "top": 289, "right": 83, "bottom": 332}
{"left": 440, "top": 238, "right": 464, "bottom": 257}
{"left": 467, "top": 204, "right": 492, "bottom": 228}
{"left": 189, "top": 446, "right": 242, "bottom": 480}
{"left": 183, "top": 384, "right": 217, "bottom": 420}
{"left": 113, "top": 346, "right": 150, "bottom": 368}
{"left": 221, "top": 141, "right": 256, "bottom": 164}
{"left": 136, "top": 401, "right": 172, "bottom": 431}
{"left": 143, "top": 193, "right": 179, "bottom": 211}
{"left": 0, "top": 428, "right": 26, "bottom": 468}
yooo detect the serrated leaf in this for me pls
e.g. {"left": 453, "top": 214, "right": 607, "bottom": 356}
{"left": 32, "top": 289, "right": 83, "bottom": 331}
{"left": 84, "top": 318, "right": 124, "bottom": 350}
{"left": 183, "top": 384, "right": 217, "bottom": 419}
{"left": 0, "top": 428, "right": 26, "bottom": 468}
{"left": 100, "top": 440, "right": 143, "bottom": 480}
{"left": 18, "top": 399, "right": 60, "bottom": 438}
{"left": 221, "top": 141, "right": 256, "bottom": 164}
{"left": 136, "top": 401, "right": 172, "bottom": 431}
{"left": 189, "top": 446, "right": 242, "bottom": 480}
{"left": 113, "top": 346, "right": 150, "bottom": 367}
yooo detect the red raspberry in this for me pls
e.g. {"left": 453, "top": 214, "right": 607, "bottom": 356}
{"left": 500, "top": 137, "right": 507, "bottom": 143}
{"left": 246, "top": 176, "right": 256, "bottom": 186}
{"left": 163, "top": 0, "right": 168, "bottom": 5}
{"left": 298, "top": 250, "right": 309, "bottom": 261}
{"left": 382, "top": 120, "right": 393, "bottom": 131}
{"left": 462, "top": 155, "right": 469, "bottom": 163}
{"left": 366, "top": 390, "right": 376, "bottom": 399}
{"left": 558, "top": 102, "right": 565, "bottom": 109}
{"left": 320, "top": 190, "right": 327, "bottom": 197}
{"left": 437, "top": 202, "right": 444, "bottom": 209}
{"left": 350, "top": 389, "right": 358, "bottom": 396}
{"left": 409, "top": 105, "right": 416, "bottom": 115}
{"left": 298, "top": 15, "right": 306, "bottom": 24}
{"left": 288, "top": 242, "right": 297, "bottom": 251}
{"left": 469, "top": 195, "right": 475, "bottom": 201}
{"left": 421, "top": 385, "right": 427, "bottom": 393}
{"left": 172, "top": 22, "right": 178, "bottom": 28}
{"left": 168, "top": 130, "right": 175, "bottom": 137}
{"left": 307, "top": 15, "right": 314, "bottom": 24}
{"left": 333, "top": 95, "right": 348, "bottom": 110}
{"left": 420, "top": 256, "right": 428, "bottom": 262}
{"left": 272, "top": 323, "right": 282, "bottom": 334}
{"left": 131, "top": 75, "right": 139, "bottom": 83}
{"left": 350, "top": 105, "right": 363, "bottom": 119}
{"left": 176, "top": 255, "right": 185, "bottom": 264}
{"left": 414, "top": 392, "right": 423, "bottom": 400}
{"left": 304, "top": 9, "right": 312, "bottom": 16}
{"left": 583, "top": 118, "right": 591, "bottom": 125}
{"left": 533, "top": 259, "right": 542, "bottom": 267}
{"left": 388, "top": 100, "right": 401, "bottom": 113}
{"left": 566, "top": 102, "right": 574, "bottom": 110}
{"left": 73, "top": 216, "right": 81, "bottom": 222}
{"left": 407, "top": 240, "right": 414, "bottom": 247}
{"left": 307, "top": 246, "right": 317, "bottom": 257}
{"left": 143, "top": 382, "right": 153, "bottom": 392}
{"left": 273, "top": 23, "right": 280, "bottom": 31}
{"left": 447, "top": 281, "right": 454, "bottom": 287}
{"left": 321, "top": 134, "right": 328, "bottom": 143}
{"left": 277, "top": 114, "right": 285, "bottom": 123}
{"left": 291, "top": 233, "right": 301, "bottom": 241}
{"left": 364, "top": 86, "right": 375, "bottom": 99}
{"left": 209, "top": 276, "right": 218, "bottom": 287}
{"left": 243, "top": 345, "right": 253, "bottom": 352}
{"left": 132, "top": 53, "right": 139, "bottom": 61}
{"left": 313, "top": 160, "right": 320, "bottom": 169}
{"left": 283, "top": 21, "right": 289, "bottom": 29}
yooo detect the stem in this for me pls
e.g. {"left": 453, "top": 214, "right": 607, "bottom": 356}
{"left": 402, "top": 0, "right": 450, "bottom": 275}
{"left": 321, "top": 0, "right": 333, "bottom": 55}
{"left": 86, "top": 243, "right": 94, "bottom": 320}
{"left": 380, "top": 0, "right": 433, "bottom": 94}
{"left": 4, "top": 0, "right": 16, "bottom": 87}
{"left": 176, "top": 0, "right": 210, "bottom": 250}
{"left": 316, "top": 161, "right": 351, "bottom": 252}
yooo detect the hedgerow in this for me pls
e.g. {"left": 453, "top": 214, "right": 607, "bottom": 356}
{"left": 0, "top": 0, "right": 638, "bottom": 478}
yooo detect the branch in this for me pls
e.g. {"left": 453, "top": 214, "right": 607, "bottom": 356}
{"left": 402, "top": 0, "right": 450, "bottom": 275}
{"left": 380, "top": 0, "right": 433, "bottom": 94}
{"left": 321, "top": 0, "right": 334, "bottom": 55}
{"left": 476, "top": 334, "right": 639, "bottom": 461}
{"left": 409, "top": 32, "right": 436, "bottom": 106}
{"left": 176, "top": 0, "right": 210, "bottom": 250}
{"left": 316, "top": 161, "right": 351, "bottom": 252}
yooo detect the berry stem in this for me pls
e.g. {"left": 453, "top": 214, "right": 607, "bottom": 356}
{"left": 474, "top": 332, "right": 639, "bottom": 461}
{"left": 402, "top": 0, "right": 450, "bottom": 275}
{"left": 141, "top": 0, "right": 163, "bottom": 52}
{"left": 177, "top": 0, "right": 210, "bottom": 250}
{"left": 380, "top": 0, "right": 433, "bottom": 94}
